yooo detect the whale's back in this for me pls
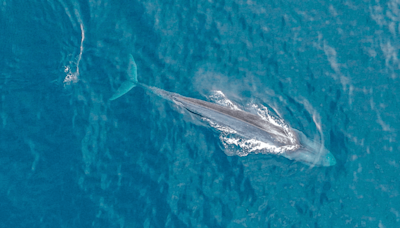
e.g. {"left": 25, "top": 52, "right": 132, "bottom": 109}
{"left": 176, "top": 96, "right": 299, "bottom": 146}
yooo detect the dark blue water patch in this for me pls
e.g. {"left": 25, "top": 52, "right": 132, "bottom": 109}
{"left": 0, "top": 151, "right": 96, "bottom": 227}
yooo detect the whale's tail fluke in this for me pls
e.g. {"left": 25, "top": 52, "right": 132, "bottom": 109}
{"left": 109, "top": 54, "right": 138, "bottom": 101}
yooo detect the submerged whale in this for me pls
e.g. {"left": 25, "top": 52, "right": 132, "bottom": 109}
{"left": 110, "top": 55, "right": 336, "bottom": 167}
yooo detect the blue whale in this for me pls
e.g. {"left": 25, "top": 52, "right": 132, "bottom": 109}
{"left": 110, "top": 55, "right": 336, "bottom": 167}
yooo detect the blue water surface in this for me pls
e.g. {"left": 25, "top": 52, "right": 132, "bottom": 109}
{"left": 1, "top": 0, "right": 399, "bottom": 227}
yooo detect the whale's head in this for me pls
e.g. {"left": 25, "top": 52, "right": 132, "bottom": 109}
{"left": 282, "top": 130, "right": 336, "bottom": 167}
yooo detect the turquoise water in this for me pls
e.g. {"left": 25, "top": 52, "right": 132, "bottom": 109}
{"left": 1, "top": 0, "right": 399, "bottom": 227}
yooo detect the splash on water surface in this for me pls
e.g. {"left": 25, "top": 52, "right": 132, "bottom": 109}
{"left": 204, "top": 90, "right": 300, "bottom": 157}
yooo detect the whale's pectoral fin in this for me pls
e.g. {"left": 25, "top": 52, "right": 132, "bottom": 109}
{"left": 110, "top": 54, "right": 139, "bottom": 101}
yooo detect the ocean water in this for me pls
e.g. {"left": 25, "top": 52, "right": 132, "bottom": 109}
{"left": 1, "top": 0, "right": 399, "bottom": 227}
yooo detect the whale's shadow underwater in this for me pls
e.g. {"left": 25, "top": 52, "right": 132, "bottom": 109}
{"left": 110, "top": 55, "right": 336, "bottom": 167}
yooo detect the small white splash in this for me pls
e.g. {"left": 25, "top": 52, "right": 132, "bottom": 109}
{"left": 63, "top": 65, "right": 78, "bottom": 85}
{"left": 64, "top": 24, "right": 85, "bottom": 85}
{"left": 250, "top": 103, "right": 297, "bottom": 144}
{"left": 220, "top": 133, "right": 299, "bottom": 157}
{"left": 209, "top": 90, "right": 241, "bottom": 110}
{"left": 251, "top": 104, "right": 288, "bottom": 128}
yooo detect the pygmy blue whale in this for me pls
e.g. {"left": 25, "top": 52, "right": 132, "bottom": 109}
{"left": 110, "top": 55, "right": 336, "bottom": 167}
